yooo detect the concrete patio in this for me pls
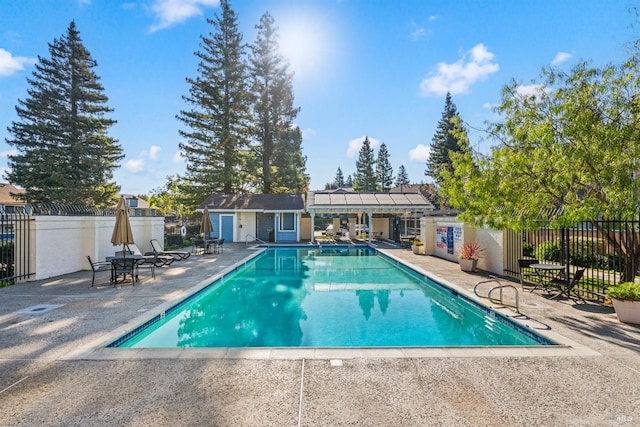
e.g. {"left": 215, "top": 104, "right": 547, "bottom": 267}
{"left": 1, "top": 242, "right": 640, "bottom": 426}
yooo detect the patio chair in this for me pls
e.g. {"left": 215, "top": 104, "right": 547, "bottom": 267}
{"left": 136, "top": 254, "right": 157, "bottom": 280}
{"left": 150, "top": 238, "right": 190, "bottom": 261}
{"left": 518, "top": 259, "right": 539, "bottom": 290}
{"left": 191, "top": 237, "right": 206, "bottom": 255}
{"left": 550, "top": 268, "right": 586, "bottom": 303}
{"left": 214, "top": 238, "right": 224, "bottom": 254}
{"left": 87, "top": 255, "right": 112, "bottom": 287}
{"left": 111, "top": 257, "right": 138, "bottom": 286}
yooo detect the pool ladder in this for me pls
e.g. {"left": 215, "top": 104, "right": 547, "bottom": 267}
{"left": 474, "top": 276, "right": 520, "bottom": 313}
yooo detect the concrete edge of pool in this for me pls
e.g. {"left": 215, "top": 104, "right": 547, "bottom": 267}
{"left": 64, "top": 245, "right": 601, "bottom": 361}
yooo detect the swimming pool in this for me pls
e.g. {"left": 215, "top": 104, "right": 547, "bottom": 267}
{"left": 110, "top": 247, "right": 555, "bottom": 348}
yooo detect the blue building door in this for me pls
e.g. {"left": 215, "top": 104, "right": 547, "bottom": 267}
{"left": 221, "top": 215, "right": 234, "bottom": 242}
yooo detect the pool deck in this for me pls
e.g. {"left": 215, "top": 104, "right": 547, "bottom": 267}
{"left": 1, "top": 242, "right": 639, "bottom": 426}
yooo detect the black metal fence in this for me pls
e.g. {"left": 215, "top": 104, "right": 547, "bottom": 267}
{"left": 504, "top": 218, "right": 640, "bottom": 303}
{"left": 0, "top": 207, "right": 33, "bottom": 284}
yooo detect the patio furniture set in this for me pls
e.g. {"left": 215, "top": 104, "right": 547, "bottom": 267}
{"left": 87, "top": 239, "right": 192, "bottom": 287}
{"left": 518, "top": 258, "right": 586, "bottom": 303}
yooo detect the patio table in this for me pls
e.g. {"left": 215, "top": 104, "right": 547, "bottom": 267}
{"left": 106, "top": 255, "right": 144, "bottom": 285}
{"left": 530, "top": 263, "right": 565, "bottom": 293}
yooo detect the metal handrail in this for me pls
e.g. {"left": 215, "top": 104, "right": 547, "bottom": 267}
{"left": 245, "top": 235, "right": 267, "bottom": 246}
{"left": 474, "top": 276, "right": 520, "bottom": 313}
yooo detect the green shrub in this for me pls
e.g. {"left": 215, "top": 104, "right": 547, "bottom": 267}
{"left": 522, "top": 242, "right": 534, "bottom": 257}
{"left": 607, "top": 282, "right": 640, "bottom": 301}
{"left": 535, "top": 240, "right": 561, "bottom": 262}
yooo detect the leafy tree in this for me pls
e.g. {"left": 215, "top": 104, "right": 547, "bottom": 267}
{"left": 177, "top": 0, "right": 251, "bottom": 207}
{"left": 334, "top": 167, "right": 345, "bottom": 188}
{"left": 376, "top": 142, "right": 393, "bottom": 191}
{"left": 353, "top": 136, "right": 376, "bottom": 192}
{"left": 395, "top": 165, "right": 410, "bottom": 188}
{"left": 426, "top": 92, "right": 464, "bottom": 186}
{"left": 149, "top": 175, "right": 189, "bottom": 218}
{"left": 441, "top": 51, "right": 640, "bottom": 281}
{"left": 249, "top": 12, "right": 300, "bottom": 193}
{"left": 5, "top": 21, "right": 122, "bottom": 206}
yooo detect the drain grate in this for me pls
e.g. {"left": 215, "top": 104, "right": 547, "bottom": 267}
{"left": 15, "top": 304, "right": 64, "bottom": 314}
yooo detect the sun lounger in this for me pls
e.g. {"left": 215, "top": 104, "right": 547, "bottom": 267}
{"left": 150, "top": 238, "right": 190, "bottom": 260}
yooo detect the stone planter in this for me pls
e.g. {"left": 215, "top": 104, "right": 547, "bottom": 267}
{"left": 611, "top": 298, "right": 640, "bottom": 325}
{"left": 459, "top": 258, "right": 478, "bottom": 272}
{"left": 411, "top": 245, "right": 425, "bottom": 255}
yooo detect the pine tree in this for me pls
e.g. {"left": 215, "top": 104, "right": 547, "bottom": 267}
{"left": 271, "top": 126, "right": 308, "bottom": 193}
{"left": 395, "top": 164, "right": 410, "bottom": 188}
{"left": 353, "top": 136, "right": 376, "bottom": 192}
{"left": 426, "top": 92, "right": 464, "bottom": 185}
{"left": 250, "top": 12, "right": 301, "bottom": 194}
{"left": 5, "top": 21, "right": 122, "bottom": 206}
{"left": 345, "top": 174, "right": 354, "bottom": 187}
{"left": 177, "top": 0, "right": 251, "bottom": 206}
{"left": 376, "top": 142, "right": 393, "bottom": 191}
{"left": 334, "top": 167, "right": 345, "bottom": 188}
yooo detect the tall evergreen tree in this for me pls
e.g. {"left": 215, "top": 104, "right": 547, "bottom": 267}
{"left": 271, "top": 126, "right": 308, "bottom": 193}
{"left": 353, "top": 136, "right": 376, "bottom": 192}
{"left": 5, "top": 21, "right": 122, "bottom": 206}
{"left": 334, "top": 167, "right": 345, "bottom": 188}
{"left": 177, "top": 0, "right": 251, "bottom": 206}
{"left": 249, "top": 12, "right": 301, "bottom": 194}
{"left": 345, "top": 174, "right": 353, "bottom": 187}
{"left": 425, "top": 92, "right": 464, "bottom": 185}
{"left": 376, "top": 142, "right": 393, "bottom": 191}
{"left": 395, "top": 164, "right": 410, "bottom": 188}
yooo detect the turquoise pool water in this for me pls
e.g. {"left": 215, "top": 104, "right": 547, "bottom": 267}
{"left": 113, "top": 247, "right": 552, "bottom": 348}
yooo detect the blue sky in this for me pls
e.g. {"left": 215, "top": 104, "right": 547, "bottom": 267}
{"left": 0, "top": 0, "right": 637, "bottom": 195}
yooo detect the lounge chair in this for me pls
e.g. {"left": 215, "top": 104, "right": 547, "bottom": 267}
{"left": 87, "top": 255, "right": 112, "bottom": 287}
{"left": 550, "top": 268, "right": 586, "bottom": 303}
{"left": 127, "top": 243, "right": 174, "bottom": 267}
{"left": 150, "top": 238, "right": 190, "bottom": 260}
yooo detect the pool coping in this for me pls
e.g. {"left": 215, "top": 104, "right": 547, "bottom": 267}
{"left": 65, "top": 245, "right": 600, "bottom": 361}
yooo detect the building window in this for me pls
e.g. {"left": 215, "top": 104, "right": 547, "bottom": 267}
{"left": 280, "top": 213, "right": 295, "bottom": 231}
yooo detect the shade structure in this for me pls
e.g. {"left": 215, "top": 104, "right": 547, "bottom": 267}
{"left": 111, "top": 197, "right": 134, "bottom": 252}
{"left": 200, "top": 206, "right": 214, "bottom": 238}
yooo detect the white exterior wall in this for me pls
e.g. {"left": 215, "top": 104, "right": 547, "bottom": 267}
{"left": 30, "top": 215, "right": 164, "bottom": 280}
{"left": 422, "top": 216, "right": 505, "bottom": 276}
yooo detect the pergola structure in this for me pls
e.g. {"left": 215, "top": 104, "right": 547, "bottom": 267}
{"left": 305, "top": 192, "right": 435, "bottom": 243}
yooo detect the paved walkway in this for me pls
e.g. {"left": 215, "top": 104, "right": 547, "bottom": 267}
{"left": 1, "top": 242, "right": 640, "bottom": 426}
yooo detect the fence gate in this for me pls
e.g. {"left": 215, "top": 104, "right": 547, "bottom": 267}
{"left": 0, "top": 208, "right": 33, "bottom": 284}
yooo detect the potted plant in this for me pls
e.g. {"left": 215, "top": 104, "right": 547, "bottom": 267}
{"left": 607, "top": 282, "right": 640, "bottom": 324}
{"left": 458, "top": 240, "right": 483, "bottom": 272}
{"left": 411, "top": 240, "right": 425, "bottom": 255}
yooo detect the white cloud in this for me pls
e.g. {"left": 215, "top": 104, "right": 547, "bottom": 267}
{"left": 149, "top": 0, "right": 219, "bottom": 32}
{"left": 300, "top": 127, "right": 316, "bottom": 140}
{"left": 482, "top": 102, "right": 494, "bottom": 110}
{"left": 410, "top": 25, "right": 426, "bottom": 41}
{"left": 172, "top": 151, "right": 184, "bottom": 164}
{"left": 0, "top": 48, "right": 36, "bottom": 77}
{"left": 0, "top": 149, "right": 17, "bottom": 159}
{"left": 551, "top": 51, "right": 572, "bottom": 66}
{"left": 149, "top": 145, "right": 162, "bottom": 161}
{"left": 124, "top": 159, "right": 145, "bottom": 173}
{"left": 346, "top": 136, "right": 380, "bottom": 157}
{"left": 516, "top": 84, "right": 547, "bottom": 98}
{"left": 419, "top": 43, "right": 499, "bottom": 96}
{"left": 409, "top": 144, "right": 430, "bottom": 162}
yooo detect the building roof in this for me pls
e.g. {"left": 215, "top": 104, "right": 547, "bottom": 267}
{"left": 0, "top": 183, "right": 26, "bottom": 205}
{"left": 306, "top": 191, "right": 434, "bottom": 214}
{"left": 116, "top": 194, "right": 150, "bottom": 209}
{"left": 200, "top": 194, "right": 305, "bottom": 212}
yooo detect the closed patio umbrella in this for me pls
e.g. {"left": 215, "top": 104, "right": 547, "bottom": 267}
{"left": 111, "top": 197, "right": 134, "bottom": 254}
{"left": 200, "top": 206, "right": 213, "bottom": 238}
